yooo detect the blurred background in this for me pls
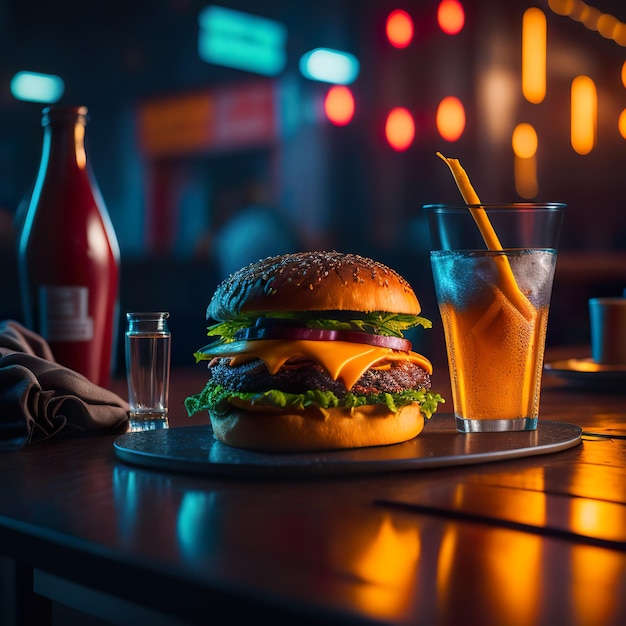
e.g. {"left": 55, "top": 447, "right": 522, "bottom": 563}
{"left": 1, "top": 0, "right": 625, "bottom": 370}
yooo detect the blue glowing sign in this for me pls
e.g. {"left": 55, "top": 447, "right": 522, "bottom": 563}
{"left": 299, "top": 48, "right": 360, "bottom": 85}
{"left": 11, "top": 71, "right": 65, "bottom": 103}
{"left": 198, "top": 5, "right": 287, "bottom": 76}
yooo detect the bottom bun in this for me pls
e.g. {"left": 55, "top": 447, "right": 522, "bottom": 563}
{"left": 209, "top": 403, "right": 425, "bottom": 451}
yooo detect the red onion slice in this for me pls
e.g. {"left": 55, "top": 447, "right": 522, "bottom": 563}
{"left": 235, "top": 326, "right": 412, "bottom": 352}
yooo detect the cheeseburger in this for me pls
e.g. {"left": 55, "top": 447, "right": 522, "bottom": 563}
{"left": 185, "top": 251, "right": 444, "bottom": 451}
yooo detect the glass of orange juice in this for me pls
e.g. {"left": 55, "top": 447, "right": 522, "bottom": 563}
{"left": 424, "top": 203, "right": 565, "bottom": 432}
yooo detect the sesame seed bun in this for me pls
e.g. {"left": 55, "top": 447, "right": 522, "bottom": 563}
{"left": 207, "top": 251, "right": 421, "bottom": 321}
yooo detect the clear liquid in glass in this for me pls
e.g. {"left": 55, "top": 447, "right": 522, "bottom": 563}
{"left": 125, "top": 316, "right": 171, "bottom": 431}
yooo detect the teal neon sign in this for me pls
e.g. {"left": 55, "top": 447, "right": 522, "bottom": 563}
{"left": 198, "top": 5, "right": 287, "bottom": 76}
{"left": 11, "top": 71, "right": 65, "bottom": 103}
{"left": 299, "top": 48, "right": 360, "bottom": 85}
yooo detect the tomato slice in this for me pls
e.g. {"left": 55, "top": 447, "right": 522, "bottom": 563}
{"left": 234, "top": 326, "right": 412, "bottom": 352}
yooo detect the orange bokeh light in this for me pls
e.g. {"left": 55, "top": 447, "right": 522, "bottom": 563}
{"left": 512, "top": 123, "right": 538, "bottom": 158}
{"left": 436, "top": 96, "right": 465, "bottom": 141}
{"left": 522, "top": 7, "right": 547, "bottom": 104}
{"left": 571, "top": 75, "right": 597, "bottom": 155}
{"left": 438, "top": 0, "right": 465, "bottom": 35}
{"left": 386, "top": 9, "right": 414, "bottom": 48}
{"left": 324, "top": 86, "right": 355, "bottom": 126}
{"left": 385, "top": 107, "right": 415, "bottom": 151}
{"left": 618, "top": 109, "right": 626, "bottom": 139}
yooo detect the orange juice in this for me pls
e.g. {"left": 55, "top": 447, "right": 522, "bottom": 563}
{"left": 431, "top": 249, "right": 557, "bottom": 430}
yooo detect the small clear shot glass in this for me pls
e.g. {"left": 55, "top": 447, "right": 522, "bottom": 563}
{"left": 125, "top": 312, "right": 171, "bottom": 432}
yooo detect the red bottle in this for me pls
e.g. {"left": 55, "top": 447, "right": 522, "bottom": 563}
{"left": 18, "top": 106, "right": 120, "bottom": 388}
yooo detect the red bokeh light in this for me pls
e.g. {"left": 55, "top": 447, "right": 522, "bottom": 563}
{"left": 385, "top": 107, "right": 415, "bottom": 151}
{"left": 324, "top": 86, "right": 355, "bottom": 126}
{"left": 436, "top": 96, "right": 465, "bottom": 141}
{"left": 437, "top": 0, "right": 465, "bottom": 35}
{"left": 386, "top": 9, "right": 414, "bottom": 48}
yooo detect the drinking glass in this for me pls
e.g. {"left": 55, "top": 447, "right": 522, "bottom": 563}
{"left": 125, "top": 312, "right": 171, "bottom": 432}
{"left": 424, "top": 203, "right": 565, "bottom": 432}
{"left": 589, "top": 297, "right": 626, "bottom": 365}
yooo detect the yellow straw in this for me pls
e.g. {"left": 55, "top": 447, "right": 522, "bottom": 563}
{"left": 436, "top": 152, "right": 535, "bottom": 321}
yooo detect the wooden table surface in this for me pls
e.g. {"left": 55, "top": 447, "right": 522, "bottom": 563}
{"left": 2, "top": 348, "right": 626, "bottom": 626}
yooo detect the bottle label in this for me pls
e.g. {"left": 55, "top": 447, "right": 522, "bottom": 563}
{"left": 39, "top": 286, "right": 94, "bottom": 342}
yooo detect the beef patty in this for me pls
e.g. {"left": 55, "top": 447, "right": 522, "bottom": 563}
{"left": 207, "top": 357, "right": 431, "bottom": 397}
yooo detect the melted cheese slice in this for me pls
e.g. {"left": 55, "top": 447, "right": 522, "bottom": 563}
{"left": 204, "top": 339, "right": 432, "bottom": 390}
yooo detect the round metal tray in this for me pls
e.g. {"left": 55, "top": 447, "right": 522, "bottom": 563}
{"left": 113, "top": 414, "right": 582, "bottom": 478}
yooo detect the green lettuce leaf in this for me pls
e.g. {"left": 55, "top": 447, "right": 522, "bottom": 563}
{"left": 185, "top": 381, "right": 445, "bottom": 420}
{"left": 205, "top": 311, "right": 432, "bottom": 344}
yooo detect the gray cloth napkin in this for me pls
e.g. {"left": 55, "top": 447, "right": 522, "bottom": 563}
{"left": 0, "top": 320, "right": 129, "bottom": 450}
